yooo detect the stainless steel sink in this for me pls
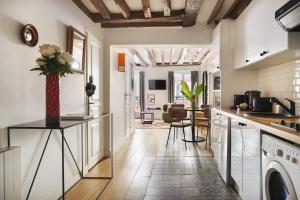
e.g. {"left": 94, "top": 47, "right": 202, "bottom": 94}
{"left": 244, "top": 112, "right": 295, "bottom": 118}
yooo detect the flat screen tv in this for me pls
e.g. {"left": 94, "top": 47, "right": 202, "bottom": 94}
{"left": 149, "top": 80, "right": 166, "bottom": 90}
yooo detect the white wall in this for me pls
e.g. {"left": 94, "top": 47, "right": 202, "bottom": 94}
{"left": 0, "top": 0, "right": 104, "bottom": 199}
{"left": 135, "top": 66, "right": 202, "bottom": 119}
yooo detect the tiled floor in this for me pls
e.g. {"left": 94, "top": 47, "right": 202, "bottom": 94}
{"left": 124, "top": 156, "right": 240, "bottom": 200}
{"left": 67, "top": 128, "right": 240, "bottom": 200}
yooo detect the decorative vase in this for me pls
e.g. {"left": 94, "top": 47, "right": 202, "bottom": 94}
{"left": 191, "top": 95, "right": 197, "bottom": 110}
{"left": 46, "top": 73, "right": 60, "bottom": 125}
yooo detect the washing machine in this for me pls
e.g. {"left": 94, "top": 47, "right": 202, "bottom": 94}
{"left": 262, "top": 134, "right": 300, "bottom": 200}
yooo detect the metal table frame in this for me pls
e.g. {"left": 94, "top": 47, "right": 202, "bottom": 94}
{"left": 7, "top": 113, "right": 113, "bottom": 200}
{"left": 182, "top": 109, "right": 207, "bottom": 143}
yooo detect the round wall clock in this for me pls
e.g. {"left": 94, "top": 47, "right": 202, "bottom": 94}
{"left": 21, "top": 24, "right": 38, "bottom": 47}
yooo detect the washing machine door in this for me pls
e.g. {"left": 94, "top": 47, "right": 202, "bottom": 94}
{"left": 264, "top": 161, "right": 297, "bottom": 200}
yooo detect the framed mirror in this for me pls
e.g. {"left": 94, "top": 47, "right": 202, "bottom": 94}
{"left": 21, "top": 24, "right": 39, "bottom": 47}
{"left": 67, "top": 26, "right": 86, "bottom": 73}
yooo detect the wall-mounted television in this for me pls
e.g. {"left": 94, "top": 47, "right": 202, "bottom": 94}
{"left": 149, "top": 80, "right": 166, "bottom": 90}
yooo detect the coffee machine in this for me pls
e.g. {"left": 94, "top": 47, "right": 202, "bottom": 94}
{"left": 245, "top": 90, "right": 261, "bottom": 109}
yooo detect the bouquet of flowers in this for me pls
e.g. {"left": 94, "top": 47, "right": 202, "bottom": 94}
{"left": 31, "top": 44, "right": 74, "bottom": 76}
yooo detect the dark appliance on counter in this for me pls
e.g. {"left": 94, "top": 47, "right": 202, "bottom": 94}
{"left": 252, "top": 97, "right": 273, "bottom": 112}
{"left": 234, "top": 94, "right": 247, "bottom": 108}
{"left": 245, "top": 90, "right": 261, "bottom": 109}
{"left": 275, "top": 0, "right": 300, "bottom": 31}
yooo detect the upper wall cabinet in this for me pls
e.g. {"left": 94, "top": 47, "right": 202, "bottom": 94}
{"left": 234, "top": 0, "right": 300, "bottom": 69}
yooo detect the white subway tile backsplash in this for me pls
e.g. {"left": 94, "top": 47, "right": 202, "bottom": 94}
{"left": 258, "top": 60, "right": 300, "bottom": 114}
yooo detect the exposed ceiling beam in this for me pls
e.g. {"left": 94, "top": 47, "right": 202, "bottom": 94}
{"left": 170, "top": 48, "right": 175, "bottom": 65}
{"left": 162, "top": 0, "right": 171, "bottom": 16}
{"left": 101, "top": 21, "right": 183, "bottom": 28}
{"left": 223, "top": 0, "right": 252, "bottom": 19}
{"left": 92, "top": 10, "right": 185, "bottom": 27}
{"left": 190, "top": 48, "right": 202, "bottom": 64}
{"left": 182, "top": 0, "right": 203, "bottom": 27}
{"left": 207, "top": 0, "right": 225, "bottom": 25}
{"left": 90, "top": 0, "right": 111, "bottom": 20}
{"left": 130, "top": 49, "right": 148, "bottom": 67}
{"left": 177, "top": 48, "right": 188, "bottom": 64}
{"left": 147, "top": 48, "right": 157, "bottom": 66}
{"left": 72, "top": 0, "right": 93, "bottom": 19}
{"left": 92, "top": 10, "right": 184, "bottom": 22}
{"left": 198, "top": 49, "right": 210, "bottom": 64}
{"left": 114, "top": 0, "right": 131, "bottom": 18}
{"left": 157, "top": 63, "right": 201, "bottom": 67}
{"left": 142, "top": 0, "right": 152, "bottom": 18}
{"left": 161, "top": 49, "right": 165, "bottom": 65}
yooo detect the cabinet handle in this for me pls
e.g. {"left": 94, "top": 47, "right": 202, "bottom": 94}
{"left": 245, "top": 59, "right": 250, "bottom": 63}
{"left": 260, "top": 51, "right": 269, "bottom": 56}
{"left": 238, "top": 122, "right": 247, "bottom": 127}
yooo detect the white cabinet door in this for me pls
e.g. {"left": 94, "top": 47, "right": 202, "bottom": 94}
{"left": 231, "top": 120, "right": 261, "bottom": 200}
{"left": 234, "top": 17, "right": 246, "bottom": 69}
{"left": 264, "top": 0, "right": 289, "bottom": 56}
{"left": 230, "top": 120, "right": 243, "bottom": 191}
{"left": 244, "top": 0, "right": 266, "bottom": 64}
{"left": 241, "top": 125, "right": 261, "bottom": 200}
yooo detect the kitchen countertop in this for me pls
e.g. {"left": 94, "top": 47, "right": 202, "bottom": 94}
{"left": 212, "top": 108, "right": 300, "bottom": 145}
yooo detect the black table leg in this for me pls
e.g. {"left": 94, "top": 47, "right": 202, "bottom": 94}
{"left": 182, "top": 110, "right": 205, "bottom": 143}
{"left": 81, "top": 123, "right": 84, "bottom": 177}
{"left": 26, "top": 129, "right": 53, "bottom": 200}
{"left": 61, "top": 129, "right": 65, "bottom": 200}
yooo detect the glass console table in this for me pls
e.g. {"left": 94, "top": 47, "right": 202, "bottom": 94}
{"left": 7, "top": 113, "right": 113, "bottom": 200}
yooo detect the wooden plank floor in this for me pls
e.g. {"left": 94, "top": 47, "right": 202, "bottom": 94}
{"left": 65, "top": 128, "right": 238, "bottom": 200}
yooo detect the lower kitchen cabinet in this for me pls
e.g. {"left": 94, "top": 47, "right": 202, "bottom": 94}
{"left": 231, "top": 119, "right": 261, "bottom": 200}
{"left": 211, "top": 110, "right": 230, "bottom": 184}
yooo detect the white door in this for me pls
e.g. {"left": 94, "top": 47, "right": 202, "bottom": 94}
{"left": 87, "top": 33, "right": 104, "bottom": 168}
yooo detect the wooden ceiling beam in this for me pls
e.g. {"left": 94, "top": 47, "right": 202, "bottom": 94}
{"left": 223, "top": 0, "right": 252, "bottom": 19}
{"left": 72, "top": 0, "right": 93, "bottom": 19}
{"left": 177, "top": 48, "right": 188, "bottom": 64}
{"left": 157, "top": 63, "right": 201, "bottom": 67}
{"left": 114, "top": 0, "right": 131, "bottom": 18}
{"left": 147, "top": 48, "right": 157, "bottom": 66}
{"left": 90, "top": 0, "right": 111, "bottom": 19}
{"left": 161, "top": 49, "right": 165, "bottom": 65}
{"left": 142, "top": 0, "right": 152, "bottom": 18}
{"left": 162, "top": 0, "right": 171, "bottom": 16}
{"left": 170, "top": 48, "right": 175, "bottom": 65}
{"left": 93, "top": 10, "right": 185, "bottom": 23}
{"left": 207, "top": 0, "right": 225, "bottom": 25}
{"left": 130, "top": 49, "right": 148, "bottom": 67}
{"left": 101, "top": 21, "right": 183, "bottom": 28}
{"left": 182, "top": 0, "right": 203, "bottom": 27}
{"left": 198, "top": 49, "right": 210, "bottom": 64}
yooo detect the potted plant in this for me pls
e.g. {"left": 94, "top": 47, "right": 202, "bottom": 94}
{"left": 180, "top": 80, "right": 204, "bottom": 109}
{"left": 31, "top": 44, "right": 74, "bottom": 125}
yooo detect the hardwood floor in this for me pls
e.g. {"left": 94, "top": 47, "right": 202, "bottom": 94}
{"left": 65, "top": 128, "right": 239, "bottom": 200}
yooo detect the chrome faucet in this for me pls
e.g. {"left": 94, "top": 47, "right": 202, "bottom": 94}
{"left": 270, "top": 97, "right": 295, "bottom": 116}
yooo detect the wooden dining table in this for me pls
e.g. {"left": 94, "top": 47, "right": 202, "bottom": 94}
{"left": 182, "top": 108, "right": 206, "bottom": 143}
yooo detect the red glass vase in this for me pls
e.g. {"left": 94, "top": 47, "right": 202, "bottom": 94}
{"left": 46, "top": 73, "right": 60, "bottom": 125}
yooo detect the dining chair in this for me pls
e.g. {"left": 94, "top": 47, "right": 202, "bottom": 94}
{"left": 195, "top": 105, "right": 210, "bottom": 149}
{"left": 166, "top": 108, "right": 191, "bottom": 149}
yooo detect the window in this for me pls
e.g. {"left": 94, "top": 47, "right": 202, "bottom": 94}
{"left": 174, "top": 71, "right": 191, "bottom": 106}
